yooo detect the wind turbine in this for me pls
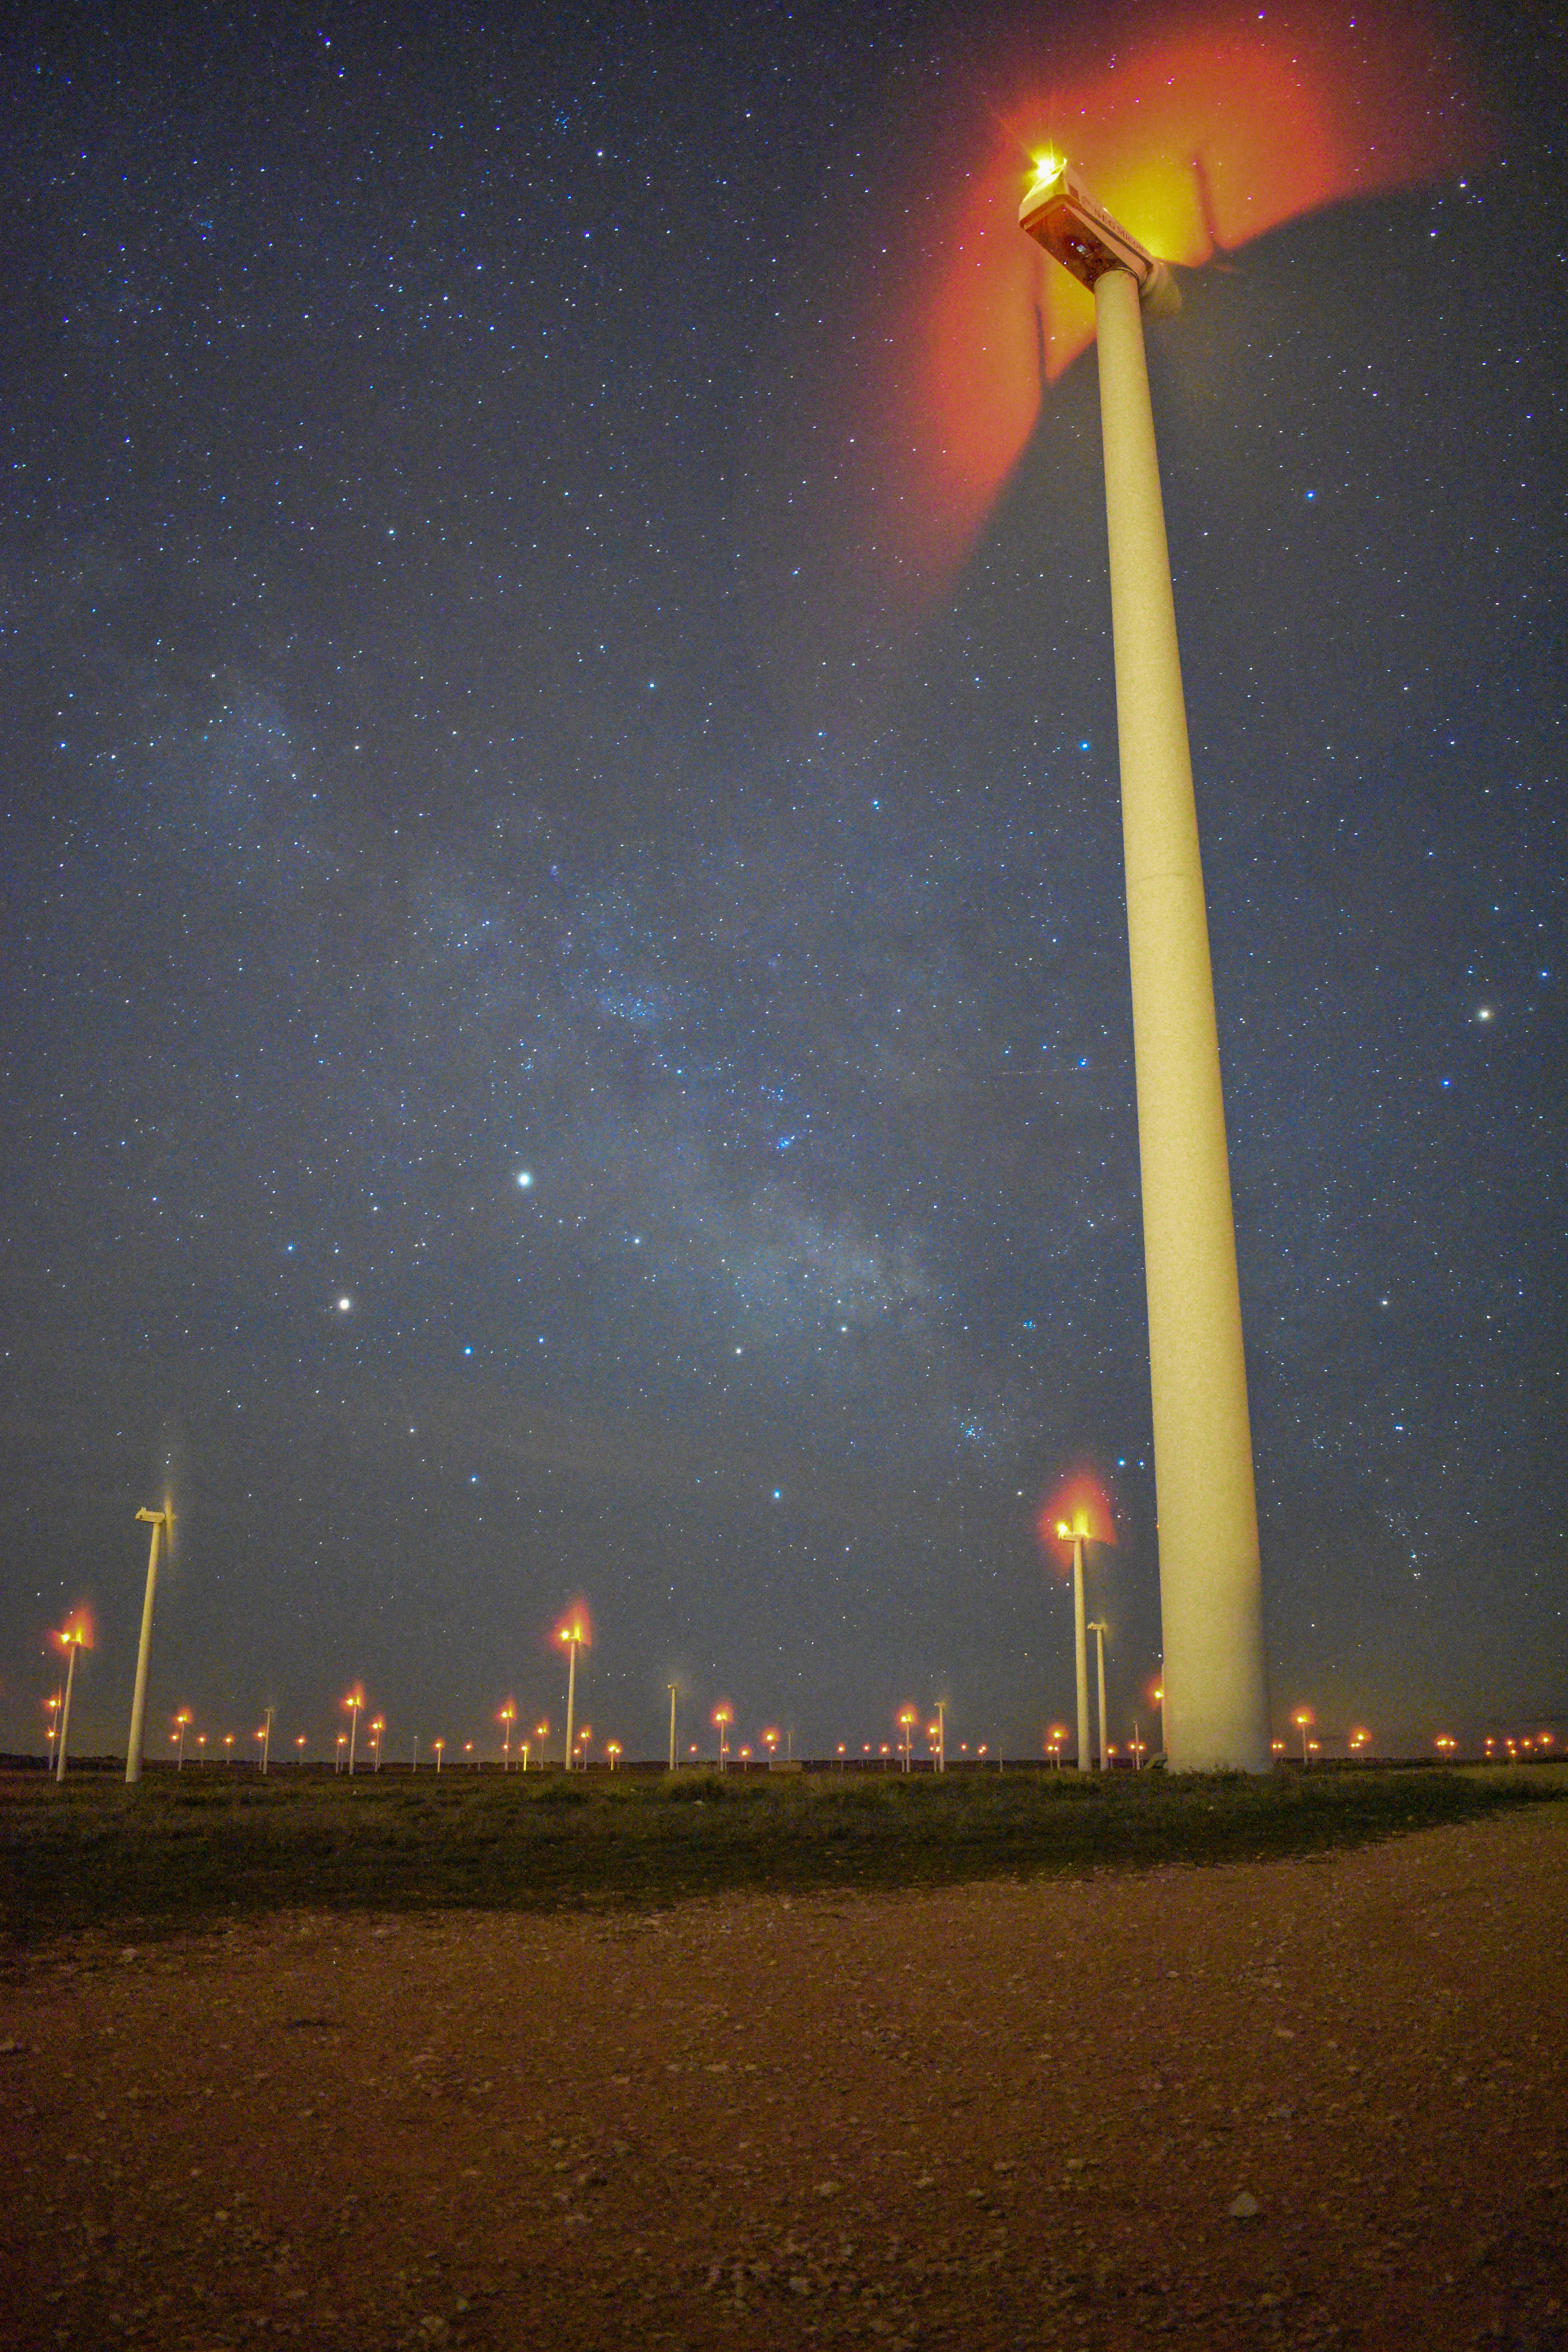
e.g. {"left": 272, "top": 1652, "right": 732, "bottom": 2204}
{"left": 1021, "top": 160, "right": 1270, "bottom": 1770}
{"left": 1087, "top": 1621, "right": 1110, "bottom": 1773}
{"left": 53, "top": 1616, "right": 90, "bottom": 1783}
{"left": 125, "top": 1501, "right": 174, "bottom": 1787}
{"left": 555, "top": 1610, "right": 589, "bottom": 1768}
{"left": 1055, "top": 1509, "right": 1095, "bottom": 1770}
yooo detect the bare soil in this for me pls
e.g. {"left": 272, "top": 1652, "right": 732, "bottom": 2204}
{"left": 2, "top": 1803, "right": 1564, "bottom": 2352}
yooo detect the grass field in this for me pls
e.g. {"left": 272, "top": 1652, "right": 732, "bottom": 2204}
{"left": 3, "top": 1760, "right": 1559, "bottom": 1946}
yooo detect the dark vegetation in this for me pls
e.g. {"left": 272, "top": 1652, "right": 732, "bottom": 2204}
{"left": 1, "top": 1763, "right": 1557, "bottom": 1947}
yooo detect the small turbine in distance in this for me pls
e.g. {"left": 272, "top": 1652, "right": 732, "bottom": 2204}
{"left": 125, "top": 1498, "right": 175, "bottom": 1787}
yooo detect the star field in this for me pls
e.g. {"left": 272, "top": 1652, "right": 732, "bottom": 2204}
{"left": 2, "top": 0, "right": 1564, "bottom": 1765}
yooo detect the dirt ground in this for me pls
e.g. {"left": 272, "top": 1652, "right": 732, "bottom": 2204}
{"left": 2, "top": 1802, "right": 1564, "bottom": 2352}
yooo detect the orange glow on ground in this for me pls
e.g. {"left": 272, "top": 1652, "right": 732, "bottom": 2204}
{"left": 778, "top": 0, "right": 1488, "bottom": 653}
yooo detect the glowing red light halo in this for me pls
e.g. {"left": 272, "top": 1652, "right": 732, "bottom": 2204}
{"left": 753, "top": 0, "right": 1490, "bottom": 695}
{"left": 1036, "top": 1470, "right": 1118, "bottom": 1575}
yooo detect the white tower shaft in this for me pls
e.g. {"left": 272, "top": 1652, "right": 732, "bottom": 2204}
{"left": 1093, "top": 265, "right": 1270, "bottom": 1773}
{"left": 1072, "top": 1537, "right": 1090, "bottom": 1771}
{"left": 125, "top": 1515, "right": 165, "bottom": 1787}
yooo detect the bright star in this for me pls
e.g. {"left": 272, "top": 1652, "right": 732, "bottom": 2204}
{"left": 516, "top": 1169, "right": 534, "bottom": 1188}
{"left": 336, "top": 1297, "right": 352, "bottom": 1312}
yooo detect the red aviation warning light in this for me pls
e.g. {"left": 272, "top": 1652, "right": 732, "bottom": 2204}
{"left": 1037, "top": 1472, "right": 1116, "bottom": 1568}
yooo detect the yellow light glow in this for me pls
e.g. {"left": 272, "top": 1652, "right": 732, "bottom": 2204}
{"left": 1028, "top": 150, "right": 1065, "bottom": 188}
{"left": 552, "top": 1598, "right": 594, "bottom": 1651}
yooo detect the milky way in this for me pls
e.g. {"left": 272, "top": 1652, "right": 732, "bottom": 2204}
{"left": 3, "top": 1, "right": 1563, "bottom": 1764}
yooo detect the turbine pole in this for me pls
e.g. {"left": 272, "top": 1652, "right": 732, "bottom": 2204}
{"left": 55, "top": 1634, "right": 81, "bottom": 1784}
{"left": 1073, "top": 1533, "right": 1090, "bottom": 1772}
{"left": 125, "top": 1507, "right": 171, "bottom": 1787}
{"left": 1093, "top": 265, "right": 1269, "bottom": 1772}
{"left": 1088, "top": 1620, "right": 1109, "bottom": 1772}
{"left": 1020, "top": 161, "right": 1270, "bottom": 1770}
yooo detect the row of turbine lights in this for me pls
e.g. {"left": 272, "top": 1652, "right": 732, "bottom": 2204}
{"left": 89, "top": 1506, "right": 1138, "bottom": 1781}
{"left": 69, "top": 1498, "right": 1146, "bottom": 1784}
{"left": 34, "top": 1584, "right": 897, "bottom": 1779}
{"left": 43, "top": 1586, "right": 998, "bottom": 1778}
{"left": 42, "top": 1652, "right": 1559, "bottom": 1780}
{"left": 44, "top": 1514, "right": 1565, "bottom": 1779}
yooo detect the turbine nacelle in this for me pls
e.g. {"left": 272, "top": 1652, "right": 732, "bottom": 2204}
{"left": 1019, "top": 158, "right": 1181, "bottom": 318}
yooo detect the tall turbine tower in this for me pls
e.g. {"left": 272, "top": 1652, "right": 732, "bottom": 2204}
{"left": 1020, "top": 160, "right": 1270, "bottom": 1773}
{"left": 125, "top": 1502, "right": 174, "bottom": 1786}
{"left": 1055, "top": 1510, "right": 1094, "bottom": 1772}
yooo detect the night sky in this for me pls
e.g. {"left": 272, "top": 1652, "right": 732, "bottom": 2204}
{"left": 4, "top": 0, "right": 1563, "bottom": 1769}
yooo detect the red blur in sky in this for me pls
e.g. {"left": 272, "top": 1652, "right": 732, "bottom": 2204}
{"left": 554, "top": 1601, "right": 593, "bottom": 1650}
{"left": 777, "top": 0, "right": 1489, "bottom": 652}
{"left": 1037, "top": 1471, "right": 1118, "bottom": 1569}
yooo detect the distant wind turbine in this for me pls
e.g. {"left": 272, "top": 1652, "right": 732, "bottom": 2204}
{"left": 125, "top": 1500, "right": 174, "bottom": 1786}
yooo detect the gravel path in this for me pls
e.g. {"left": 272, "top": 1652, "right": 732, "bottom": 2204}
{"left": 3, "top": 1802, "right": 1564, "bottom": 2351}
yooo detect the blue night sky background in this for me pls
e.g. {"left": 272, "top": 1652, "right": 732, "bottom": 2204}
{"left": 2, "top": 0, "right": 1563, "bottom": 1766}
